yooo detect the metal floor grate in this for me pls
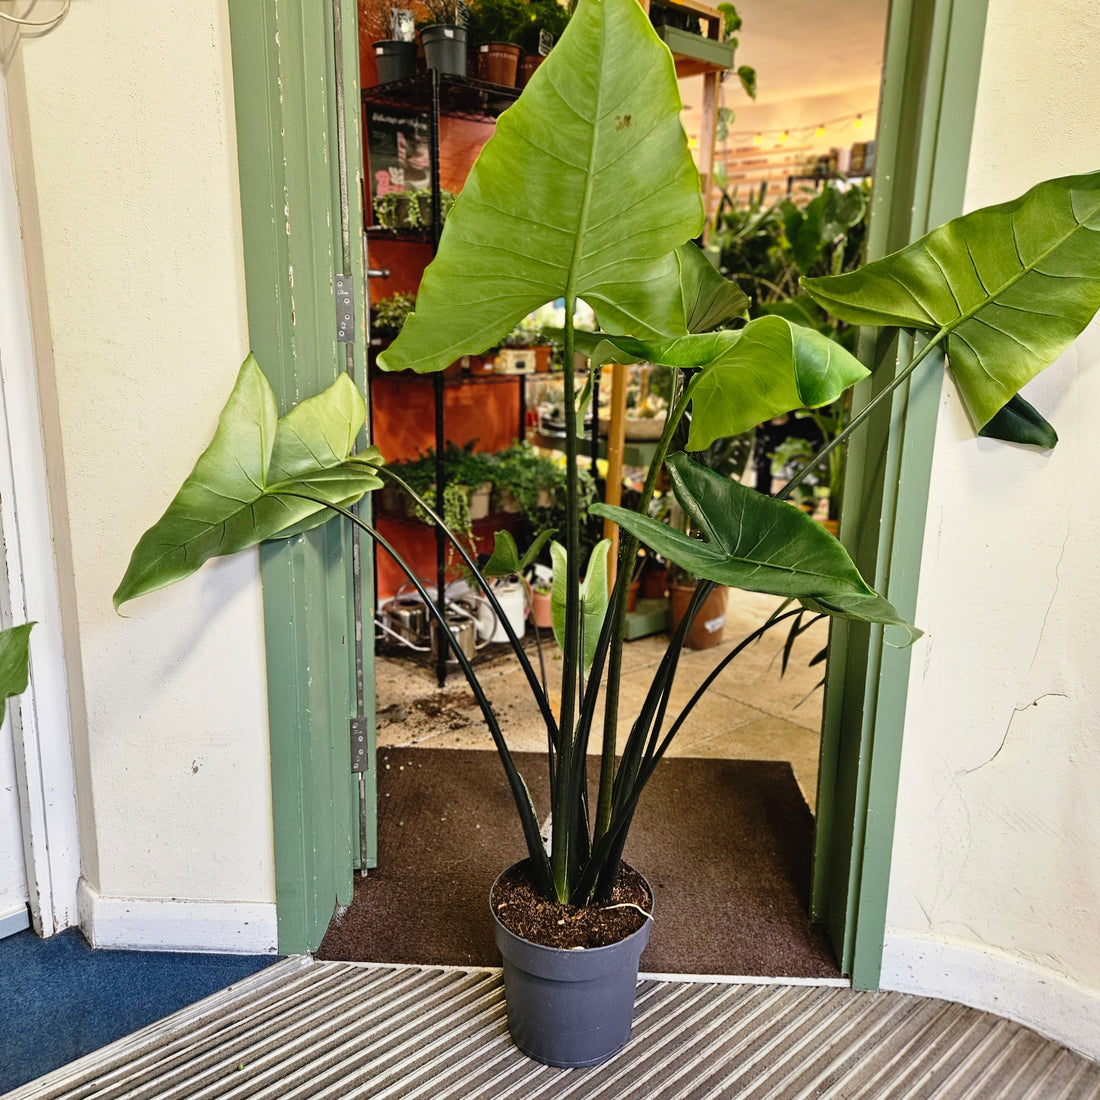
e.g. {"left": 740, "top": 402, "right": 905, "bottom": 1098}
{"left": 9, "top": 958, "right": 1100, "bottom": 1099}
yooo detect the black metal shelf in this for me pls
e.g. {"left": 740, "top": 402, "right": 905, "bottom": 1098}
{"left": 361, "top": 73, "right": 520, "bottom": 123}
{"left": 366, "top": 226, "right": 431, "bottom": 244}
{"left": 364, "top": 70, "right": 523, "bottom": 687}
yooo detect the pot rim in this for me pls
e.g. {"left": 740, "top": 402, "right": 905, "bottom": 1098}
{"left": 490, "top": 859, "right": 654, "bottom": 958}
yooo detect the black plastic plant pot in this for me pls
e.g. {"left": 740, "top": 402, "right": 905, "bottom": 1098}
{"left": 374, "top": 40, "right": 417, "bottom": 84}
{"left": 421, "top": 25, "right": 467, "bottom": 76}
{"left": 491, "top": 864, "right": 653, "bottom": 1068}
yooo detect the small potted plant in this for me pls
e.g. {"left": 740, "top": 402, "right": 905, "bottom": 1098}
{"left": 418, "top": 0, "right": 468, "bottom": 76}
{"left": 467, "top": 0, "right": 527, "bottom": 85}
{"left": 516, "top": 0, "right": 570, "bottom": 85}
{"left": 370, "top": 291, "right": 416, "bottom": 345}
{"left": 372, "top": 2, "right": 418, "bottom": 84}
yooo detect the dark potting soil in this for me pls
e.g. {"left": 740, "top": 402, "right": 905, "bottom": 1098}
{"left": 491, "top": 862, "right": 651, "bottom": 950}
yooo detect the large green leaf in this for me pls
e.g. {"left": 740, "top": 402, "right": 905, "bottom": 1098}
{"left": 802, "top": 171, "right": 1100, "bottom": 431}
{"left": 114, "top": 357, "right": 380, "bottom": 609}
{"left": 551, "top": 539, "right": 612, "bottom": 673}
{"left": 0, "top": 622, "right": 34, "bottom": 728}
{"left": 685, "top": 316, "right": 868, "bottom": 448}
{"left": 574, "top": 315, "right": 868, "bottom": 447}
{"left": 378, "top": 0, "right": 704, "bottom": 375}
{"left": 592, "top": 452, "right": 917, "bottom": 640}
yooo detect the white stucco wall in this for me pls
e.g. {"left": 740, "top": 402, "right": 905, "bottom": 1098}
{"left": 882, "top": 0, "right": 1100, "bottom": 1057}
{"left": 12, "top": 1, "right": 275, "bottom": 947}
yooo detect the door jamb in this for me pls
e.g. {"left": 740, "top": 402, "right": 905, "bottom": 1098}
{"left": 0, "top": 61, "right": 82, "bottom": 938}
{"left": 811, "top": 0, "right": 990, "bottom": 987}
{"left": 226, "top": 0, "right": 368, "bottom": 955}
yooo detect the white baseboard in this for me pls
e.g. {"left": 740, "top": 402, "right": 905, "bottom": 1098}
{"left": 77, "top": 877, "right": 278, "bottom": 955}
{"left": 881, "top": 930, "right": 1100, "bottom": 1062}
{"left": 0, "top": 902, "right": 31, "bottom": 939}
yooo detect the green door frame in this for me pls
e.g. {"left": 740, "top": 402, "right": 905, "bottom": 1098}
{"left": 225, "top": 0, "right": 992, "bottom": 964}
{"left": 227, "top": 0, "right": 372, "bottom": 954}
{"left": 811, "top": 0, "right": 990, "bottom": 988}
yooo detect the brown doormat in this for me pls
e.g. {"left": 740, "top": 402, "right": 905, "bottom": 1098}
{"left": 317, "top": 748, "right": 840, "bottom": 979}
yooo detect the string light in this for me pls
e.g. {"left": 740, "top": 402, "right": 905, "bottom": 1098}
{"left": 722, "top": 109, "right": 877, "bottom": 148}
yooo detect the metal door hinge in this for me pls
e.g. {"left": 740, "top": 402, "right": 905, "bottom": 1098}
{"left": 350, "top": 716, "right": 369, "bottom": 772}
{"left": 335, "top": 274, "right": 355, "bottom": 343}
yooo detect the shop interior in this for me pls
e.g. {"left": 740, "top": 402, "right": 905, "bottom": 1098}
{"left": 360, "top": 0, "right": 887, "bottom": 808}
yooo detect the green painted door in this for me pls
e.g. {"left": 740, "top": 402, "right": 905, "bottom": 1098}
{"left": 811, "top": 0, "right": 989, "bottom": 987}
{"left": 227, "top": 0, "right": 375, "bottom": 955}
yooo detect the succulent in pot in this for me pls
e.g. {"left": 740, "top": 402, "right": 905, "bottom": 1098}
{"left": 115, "top": 0, "right": 1100, "bottom": 1067}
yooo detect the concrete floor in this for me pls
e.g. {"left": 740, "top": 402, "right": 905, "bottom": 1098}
{"left": 375, "top": 591, "right": 828, "bottom": 811}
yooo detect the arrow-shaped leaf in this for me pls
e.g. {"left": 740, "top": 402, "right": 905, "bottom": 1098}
{"left": 802, "top": 171, "right": 1100, "bottom": 432}
{"left": 482, "top": 528, "right": 556, "bottom": 578}
{"left": 686, "top": 316, "right": 868, "bottom": 448}
{"left": 114, "top": 357, "right": 379, "bottom": 610}
{"left": 592, "top": 452, "right": 918, "bottom": 640}
{"left": 551, "top": 538, "right": 612, "bottom": 672}
{"left": 378, "top": 0, "right": 704, "bottom": 375}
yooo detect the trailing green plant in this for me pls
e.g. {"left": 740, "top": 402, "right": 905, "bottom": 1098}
{"left": 487, "top": 440, "right": 591, "bottom": 530}
{"left": 372, "top": 292, "right": 417, "bottom": 340}
{"left": 116, "top": 0, "right": 1100, "bottom": 920}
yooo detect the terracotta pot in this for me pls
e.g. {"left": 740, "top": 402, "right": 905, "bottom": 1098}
{"left": 626, "top": 579, "right": 641, "bottom": 613}
{"left": 531, "top": 589, "right": 553, "bottom": 629}
{"left": 477, "top": 41, "right": 521, "bottom": 85}
{"left": 517, "top": 53, "right": 544, "bottom": 87}
{"left": 533, "top": 344, "right": 553, "bottom": 372}
{"left": 668, "top": 582, "right": 729, "bottom": 650}
{"left": 641, "top": 565, "right": 668, "bottom": 600}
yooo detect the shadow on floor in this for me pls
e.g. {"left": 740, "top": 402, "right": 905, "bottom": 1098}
{"left": 0, "top": 927, "right": 277, "bottom": 1093}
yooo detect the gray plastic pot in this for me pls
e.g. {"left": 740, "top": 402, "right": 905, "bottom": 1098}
{"left": 420, "top": 25, "right": 467, "bottom": 76}
{"left": 491, "top": 864, "right": 653, "bottom": 1067}
{"left": 374, "top": 40, "right": 417, "bottom": 84}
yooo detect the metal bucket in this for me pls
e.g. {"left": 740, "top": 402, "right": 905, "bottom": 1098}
{"left": 430, "top": 615, "right": 477, "bottom": 664}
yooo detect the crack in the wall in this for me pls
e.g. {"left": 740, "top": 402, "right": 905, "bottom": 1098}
{"left": 959, "top": 692, "right": 1070, "bottom": 775}
{"left": 1023, "top": 526, "right": 1071, "bottom": 684}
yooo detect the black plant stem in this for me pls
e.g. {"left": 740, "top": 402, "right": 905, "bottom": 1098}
{"left": 551, "top": 297, "right": 582, "bottom": 902}
{"left": 778, "top": 329, "right": 944, "bottom": 504}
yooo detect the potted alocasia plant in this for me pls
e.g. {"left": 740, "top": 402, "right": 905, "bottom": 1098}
{"left": 115, "top": 0, "right": 1100, "bottom": 1068}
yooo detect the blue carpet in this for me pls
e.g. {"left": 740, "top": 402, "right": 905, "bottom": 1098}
{"left": 0, "top": 928, "right": 278, "bottom": 1093}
